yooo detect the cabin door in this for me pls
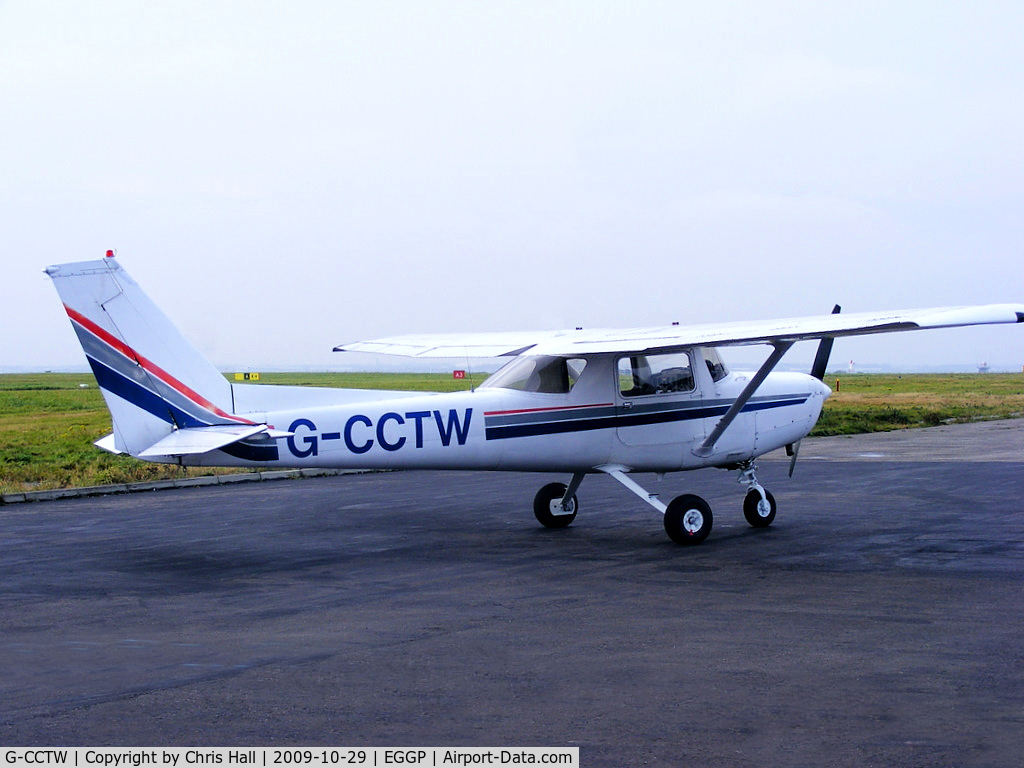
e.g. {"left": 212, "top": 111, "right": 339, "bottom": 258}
{"left": 615, "top": 351, "right": 706, "bottom": 448}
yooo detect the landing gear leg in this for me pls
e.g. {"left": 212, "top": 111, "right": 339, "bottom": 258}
{"left": 738, "top": 462, "right": 776, "bottom": 528}
{"left": 598, "top": 464, "right": 713, "bottom": 545}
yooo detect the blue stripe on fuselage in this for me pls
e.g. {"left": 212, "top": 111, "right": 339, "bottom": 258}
{"left": 483, "top": 396, "right": 809, "bottom": 440}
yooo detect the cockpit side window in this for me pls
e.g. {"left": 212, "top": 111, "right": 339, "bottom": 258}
{"left": 480, "top": 356, "right": 588, "bottom": 394}
{"left": 703, "top": 348, "right": 729, "bottom": 382}
{"left": 618, "top": 351, "right": 695, "bottom": 396}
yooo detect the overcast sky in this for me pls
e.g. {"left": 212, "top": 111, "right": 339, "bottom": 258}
{"left": 3, "top": 0, "right": 1023, "bottom": 372}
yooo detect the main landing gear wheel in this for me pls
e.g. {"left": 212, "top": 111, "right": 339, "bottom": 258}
{"left": 533, "top": 482, "right": 578, "bottom": 528}
{"left": 664, "top": 494, "right": 713, "bottom": 545}
{"left": 743, "top": 489, "right": 777, "bottom": 528}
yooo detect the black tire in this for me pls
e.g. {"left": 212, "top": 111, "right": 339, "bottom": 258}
{"left": 664, "top": 494, "right": 713, "bottom": 545}
{"left": 533, "top": 482, "right": 578, "bottom": 528}
{"left": 743, "top": 489, "right": 777, "bottom": 528}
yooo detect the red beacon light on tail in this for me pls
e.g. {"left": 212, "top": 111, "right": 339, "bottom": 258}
{"left": 105, "top": 249, "right": 116, "bottom": 258}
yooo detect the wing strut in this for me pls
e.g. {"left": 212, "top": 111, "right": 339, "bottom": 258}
{"left": 693, "top": 341, "right": 795, "bottom": 458}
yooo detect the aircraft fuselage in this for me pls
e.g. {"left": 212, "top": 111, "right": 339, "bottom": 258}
{"left": 187, "top": 351, "right": 830, "bottom": 474}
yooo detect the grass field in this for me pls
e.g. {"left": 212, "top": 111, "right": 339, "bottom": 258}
{"left": 2, "top": 371, "right": 1022, "bottom": 494}
{"left": 813, "top": 373, "right": 1024, "bottom": 435}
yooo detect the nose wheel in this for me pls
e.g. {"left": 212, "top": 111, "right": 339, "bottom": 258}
{"left": 738, "top": 462, "right": 777, "bottom": 528}
{"left": 743, "top": 488, "right": 777, "bottom": 527}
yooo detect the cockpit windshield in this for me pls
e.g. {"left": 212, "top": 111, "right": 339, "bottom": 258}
{"left": 480, "top": 356, "right": 587, "bottom": 394}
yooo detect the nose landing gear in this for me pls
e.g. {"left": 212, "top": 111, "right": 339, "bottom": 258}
{"left": 738, "top": 462, "right": 777, "bottom": 528}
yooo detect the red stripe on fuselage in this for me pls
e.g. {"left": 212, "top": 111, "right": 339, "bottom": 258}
{"left": 64, "top": 303, "right": 254, "bottom": 425}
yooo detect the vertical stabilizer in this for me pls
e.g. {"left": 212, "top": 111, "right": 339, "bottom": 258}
{"left": 46, "top": 257, "right": 249, "bottom": 456}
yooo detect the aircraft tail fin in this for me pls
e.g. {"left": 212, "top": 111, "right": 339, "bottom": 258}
{"left": 45, "top": 257, "right": 256, "bottom": 458}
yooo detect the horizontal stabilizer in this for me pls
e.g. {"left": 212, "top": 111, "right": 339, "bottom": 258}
{"left": 138, "top": 424, "right": 272, "bottom": 458}
{"left": 94, "top": 434, "right": 122, "bottom": 455}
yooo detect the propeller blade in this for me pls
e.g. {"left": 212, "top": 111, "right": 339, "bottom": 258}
{"left": 810, "top": 304, "right": 841, "bottom": 381}
{"left": 787, "top": 439, "right": 801, "bottom": 477}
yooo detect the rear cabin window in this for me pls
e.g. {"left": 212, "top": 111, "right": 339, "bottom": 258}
{"left": 481, "top": 356, "right": 587, "bottom": 394}
{"left": 618, "top": 352, "right": 695, "bottom": 396}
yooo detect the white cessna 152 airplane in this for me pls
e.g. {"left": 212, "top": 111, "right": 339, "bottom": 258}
{"left": 47, "top": 255, "right": 1024, "bottom": 545}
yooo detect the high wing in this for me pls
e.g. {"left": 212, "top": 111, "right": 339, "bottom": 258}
{"left": 334, "top": 330, "right": 588, "bottom": 358}
{"left": 336, "top": 304, "right": 1024, "bottom": 358}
